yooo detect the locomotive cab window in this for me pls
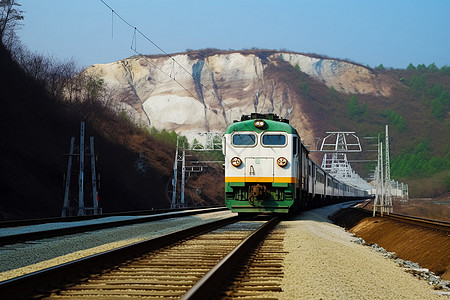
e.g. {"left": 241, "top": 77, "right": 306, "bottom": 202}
{"left": 232, "top": 133, "right": 257, "bottom": 146}
{"left": 261, "top": 133, "right": 286, "bottom": 146}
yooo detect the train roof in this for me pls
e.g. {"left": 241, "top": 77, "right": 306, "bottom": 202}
{"left": 225, "top": 113, "right": 298, "bottom": 135}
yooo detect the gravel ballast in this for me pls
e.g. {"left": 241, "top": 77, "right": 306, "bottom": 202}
{"left": 1, "top": 204, "right": 446, "bottom": 298}
{"left": 0, "top": 210, "right": 234, "bottom": 281}
{"left": 279, "top": 202, "right": 444, "bottom": 299}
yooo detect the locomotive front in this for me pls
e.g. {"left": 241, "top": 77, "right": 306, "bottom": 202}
{"left": 223, "top": 114, "right": 299, "bottom": 214}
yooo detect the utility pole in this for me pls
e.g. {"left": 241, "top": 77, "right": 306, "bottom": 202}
{"left": 90, "top": 137, "right": 100, "bottom": 215}
{"left": 181, "top": 149, "right": 186, "bottom": 207}
{"left": 171, "top": 139, "right": 179, "bottom": 208}
{"left": 62, "top": 137, "right": 75, "bottom": 217}
{"left": 78, "top": 122, "right": 85, "bottom": 216}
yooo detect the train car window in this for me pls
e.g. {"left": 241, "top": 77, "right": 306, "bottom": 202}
{"left": 232, "top": 133, "right": 256, "bottom": 146}
{"left": 293, "top": 137, "right": 298, "bottom": 155}
{"left": 262, "top": 134, "right": 286, "bottom": 146}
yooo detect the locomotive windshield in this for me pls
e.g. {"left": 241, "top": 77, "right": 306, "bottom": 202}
{"left": 232, "top": 133, "right": 256, "bottom": 146}
{"left": 262, "top": 134, "right": 286, "bottom": 146}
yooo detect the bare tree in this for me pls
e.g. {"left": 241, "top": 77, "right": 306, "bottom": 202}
{"left": 45, "top": 57, "right": 79, "bottom": 100}
{"left": 0, "top": 0, "right": 23, "bottom": 47}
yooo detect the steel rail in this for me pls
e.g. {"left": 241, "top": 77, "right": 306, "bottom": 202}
{"left": 0, "top": 205, "right": 225, "bottom": 228}
{"left": 352, "top": 207, "right": 450, "bottom": 232}
{"left": 389, "top": 212, "right": 450, "bottom": 225}
{"left": 385, "top": 213, "right": 450, "bottom": 232}
{"left": 182, "top": 216, "right": 280, "bottom": 300}
{"left": 0, "top": 206, "right": 228, "bottom": 246}
{"left": 0, "top": 215, "right": 240, "bottom": 299}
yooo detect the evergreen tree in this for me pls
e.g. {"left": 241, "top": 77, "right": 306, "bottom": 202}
{"left": 431, "top": 98, "right": 444, "bottom": 119}
{"left": 445, "top": 173, "right": 450, "bottom": 189}
{"left": 329, "top": 86, "right": 339, "bottom": 98}
{"left": 427, "top": 83, "right": 444, "bottom": 97}
{"left": 301, "top": 82, "right": 310, "bottom": 95}
{"left": 427, "top": 63, "right": 439, "bottom": 72}
{"left": 417, "top": 64, "right": 427, "bottom": 71}
{"left": 347, "top": 95, "right": 359, "bottom": 119}
{"left": 431, "top": 91, "right": 450, "bottom": 119}
{"left": 406, "top": 63, "right": 416, "bottom": 70}
{"left": 408, "top": 74, "right": 427, "bottom": 91}
{"left": 440, "top": 65, "right": 450, "bottom": 75}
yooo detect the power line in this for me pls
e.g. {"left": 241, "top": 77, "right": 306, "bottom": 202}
{"left": 99, "top": 0, "right": 233, "bottom": 120}
{"left": 129, "top": 48, "right": 201, "bottom": 105}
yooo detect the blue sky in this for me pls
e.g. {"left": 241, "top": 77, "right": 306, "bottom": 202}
{"left": 17, "top": 0, "right": 450, "bottom": 69}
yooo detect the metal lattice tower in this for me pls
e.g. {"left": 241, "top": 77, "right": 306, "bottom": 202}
{"left": 373, "top": 140, "right": 385, "bottom": 216}
{"left": 320, "top": 132, "right": 362, "bottom": 152}
{"left": 319, "top": 132, "right": 372, "bottom": 191}
{"left": 384, "top": 125, "right": 393, "bottom": 213}
{"left": 372, "top": 125, "right": 404, "bottom": 216}
{"left": 171, "top": 133, "right": 224, "bottom": 209}
{"left": 62, "top": 122, "right": 101, "bottom": 217}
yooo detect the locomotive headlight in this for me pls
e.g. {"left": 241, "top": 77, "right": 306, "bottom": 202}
{"left": 254, "top": 120, "right": 265, "bottom": 128}
{"left": 277, "top": 157, "right": 288, "bottom": 167}
{"left": 231, "top": 157, "right": 242, "bottom": 167}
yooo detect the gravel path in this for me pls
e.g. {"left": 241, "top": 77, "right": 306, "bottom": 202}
{"left": 0, "top": 210, "right": 235, "bottom": 281}
{"left": 280, "top": 202, "right": 443, "bottom": 299}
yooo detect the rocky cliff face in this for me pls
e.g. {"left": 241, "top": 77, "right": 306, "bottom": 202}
{"left": 84, "top": 50, "right": 393, "bottom": 145}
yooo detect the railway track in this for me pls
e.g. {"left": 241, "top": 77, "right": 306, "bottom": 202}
{"left": 212, "top": 227, "right": 286, "bottom": 299}
{"left": 356, "top": 207, "right": 450, "bottom": 232}
{"left": 0, "top": 215, "right": 281, "bottom": 299}
{"left": 0, "top": 207, "right": 227, "bottom": 246}
{"left": 0, "top": 206, "right": 226, "bottom": 228}
{"left": 384, "top": 213, "right": 450, "bottom": 232}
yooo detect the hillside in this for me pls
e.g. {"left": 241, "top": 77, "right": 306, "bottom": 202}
{"left": 83, "top": 49, "right": 395, "bottom": 145}
{"left": 1, "top": 45, "right": 449, "bottom": 221}
{"left": 0, "top": 44, "right": 223, "bottom": 220}
{"left": 84, "top": 49, "right": 450, "bottom": 197}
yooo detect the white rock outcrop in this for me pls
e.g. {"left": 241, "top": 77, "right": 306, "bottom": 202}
{"left": 277, "top": 53, "right": 391, "bottom": 95}
{"left": 84, "top": 51, "right": 393, "bottom": 144}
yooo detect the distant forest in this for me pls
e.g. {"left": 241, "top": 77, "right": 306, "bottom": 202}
{"left": 293, "top": 59, "right": 450, "bottom": 196}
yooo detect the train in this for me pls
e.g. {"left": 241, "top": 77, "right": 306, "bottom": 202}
{"left": 222, "top": 113, "right": 369, "bottom": 214}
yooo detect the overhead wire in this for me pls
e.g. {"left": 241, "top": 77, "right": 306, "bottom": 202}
{"left": 99, "top": 0, "right": 234, "bottom": 119}
{"left": 129, "top": 48, "right": 205, "bottom": 105}
{"left": 111, "top": 9, "right": 114, "bottom": 39}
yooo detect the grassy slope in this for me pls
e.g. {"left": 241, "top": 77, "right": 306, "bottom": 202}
{"left": 0, "top": 44, "right": 224, "bottom": 220}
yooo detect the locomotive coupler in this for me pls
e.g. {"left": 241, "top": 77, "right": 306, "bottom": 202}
{"left": 248, "top": 184, "right": 268, "bottom": 206}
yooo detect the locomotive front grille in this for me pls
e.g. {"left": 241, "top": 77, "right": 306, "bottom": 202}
{"left": 226, "top": 182, "right": 294, "bottom": 202}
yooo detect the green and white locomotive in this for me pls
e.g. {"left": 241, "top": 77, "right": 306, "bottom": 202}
{"left": 223, "top": 113, "right": 367, "bottom": 214}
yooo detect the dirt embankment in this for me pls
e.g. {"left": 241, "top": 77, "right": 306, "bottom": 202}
{"left": 330, "top": 208, "right": 450, "bottom": 281}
